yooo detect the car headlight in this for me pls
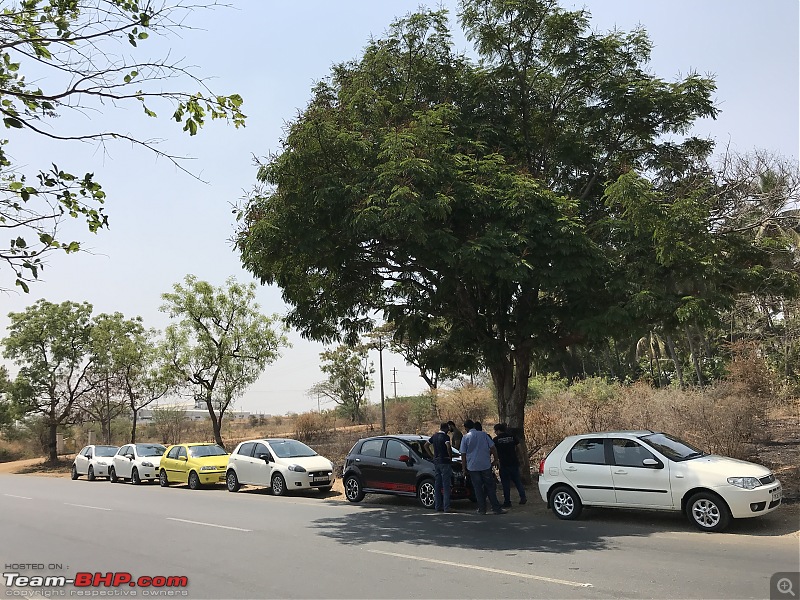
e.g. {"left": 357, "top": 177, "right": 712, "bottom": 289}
{"left": 141, "top": 461, "right": 154, "bottom": 468}
{"left": 288, "top": 464, "right": 306, "bottom": 472}
{"left": 200, "top": 466, "right": 218, "bottom": 471}
{"left": 727, "top": 477, "right": 762, "bottom": 490}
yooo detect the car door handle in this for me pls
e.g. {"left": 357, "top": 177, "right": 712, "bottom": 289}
{"left": 381, "top": 462, "right": 387, "bottom": 466}
{"left": 354, "top": 458, "right": 360, "bottom": 462}
{"left": 564, "top": 466, "right": 577, "bottom": 472}
{"left": 614, "top": 470, "right": 627, "bottom": 475}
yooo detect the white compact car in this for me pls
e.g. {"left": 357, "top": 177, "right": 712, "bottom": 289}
{"left": 71, "top": 445, "right": 119, "bottom": 481}
{"left": 538, "top": 431, "right": 782, "bottom": 532}
{"left": 109, "top": 443, "right": 167, "bottom": 485}
{"left": 226, "top": 438, "right": 335, "bottom": 496}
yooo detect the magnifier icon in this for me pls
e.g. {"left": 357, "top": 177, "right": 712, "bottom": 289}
{"left": 777, "top": 578, "right": 796, "bottom": 597}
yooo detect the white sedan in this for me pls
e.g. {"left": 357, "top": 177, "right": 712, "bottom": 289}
{"left": 538, "top": 431, "right": 782, "bottom": 532}
{"left": 109, "top": 443, "right": 167, "bottom": 485}
{"left": 71, "top": 445, "right": 119, "bottom": 481}
{"left": 225, "top": 438, "right": 335, "bottom": 496}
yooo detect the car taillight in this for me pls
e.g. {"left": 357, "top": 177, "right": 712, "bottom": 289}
{"left": 538, "top": 459, "right": 545, "bottom": 475}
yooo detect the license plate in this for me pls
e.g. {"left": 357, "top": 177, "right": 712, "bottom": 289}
{"left": 313, "top": 477, "right": 329, "bottom": 483}
{"left": 771, "top": 487, "right": 782, "bottom": 501}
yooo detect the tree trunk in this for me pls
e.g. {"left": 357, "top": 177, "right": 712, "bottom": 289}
{"left": 130, "top": 408, "right": 138, "bottom": 444}
{"left": 665, "top": 333, "right": 685, "bottom": 388}
{"left": 684, "top": 324, "right": 704, "bottom": 386}
{"left": 490, "top": 348, "right": 532, "bottom": 484}
{"left": 205, "top": 399, "right": 224, "bottom": 450}
{"left": 47, "top": 422, "right": 58, "bottom": 463}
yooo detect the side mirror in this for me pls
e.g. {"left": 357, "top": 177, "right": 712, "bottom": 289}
{"left": 642, "top": 458, "right": 663, "bottom": 469}
{"left": 258, "top": 453, "right": 272, "bottom": 462}
{"left": 398, "top": 454, "right": 411, "bottom": 464}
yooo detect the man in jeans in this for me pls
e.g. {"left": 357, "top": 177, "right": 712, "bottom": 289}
{"left": 493, "top": 422, "right": 527, "bottom": 508}
{"left": 428, "top": 423, "right": 453, "bottom": 512}
{"left": 460, "top": 419, "right": 505, "bottom": 515}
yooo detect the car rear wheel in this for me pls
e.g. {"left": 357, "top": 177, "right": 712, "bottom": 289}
{"left": 343, "top": 475, "right": 365, "bottom": 503}
{"left": 687, "top": 492, "right": 731, "bottom": 532}
{"left": 87, "top": 466, "right": 96, "bottom": 481}
{"left": 226, "top": 470, "right": 240, "bottom": 492}
{"left": 188, "top": 471, "right": 201, "bottom": 490}
{"left": 131, "top": 468, "right": 141, "bottom": 485}
{"left": 159, "top": 469, "right": 170, "bottom": 487}
{"left": 108, "top": 467, "right": 117, "bottom": 483}
{"left": 71, "top": 465, "right": 79, "bottom": 480}
{"left": 417, "top": 478, "right": 436, "bottom": 509}
{"left": 271, "top": 473, "right": 287, "bottom": 496}
{"left": 551, "top": 485, "right": 582, "bottom": 520}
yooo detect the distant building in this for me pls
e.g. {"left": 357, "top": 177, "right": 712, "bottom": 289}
{"left": 138, "top": 403, "right": 250, "bottom": 422}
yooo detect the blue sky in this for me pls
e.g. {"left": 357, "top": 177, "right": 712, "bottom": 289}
{"left": 2, "top": 0, "right": 798, "bottom": 416}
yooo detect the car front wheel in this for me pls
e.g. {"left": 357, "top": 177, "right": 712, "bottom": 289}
{"left": 108, "top": 467, "right": 117, "bottom": 483}
{"left": 343, "top": 475, "right": 365, "bottom": 503}
{"left": 417, "top": 478, "right": 436, "bottom": 509}
{"left": 159, "top": 469, "right": 170, "bottom": 487}
{"left": 131, "top": 468, "right": 141, "bottom": 485}
{"left": 188, "top": 471, "right": 201, "bottom": 490}
{"left": 226, "top": 470, "right": 240, "bottom": 492}
{"left": 551, "top": 485, "right": 582, "bottom": 520}
{"left": 271, "top": 473, "right": 287, "bottom": 496}
{"left": 87, "top": 466, "right": 96, "bottom": 481}
{"left": 687, "top": 492, "right": 731, "bottom": 532}
{"left": 71, "top": 465, "right": 79, "bottom": 480}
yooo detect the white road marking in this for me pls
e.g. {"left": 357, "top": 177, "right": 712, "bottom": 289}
{"left": 3, "top": 494, "right": 32, "bottom": 500}
{"left": 64, "top": 503, "right": 111, "bottom": 511}
{"left": 166, "top": 517, "right": 252, "bottom": 532}
{"left": 367, "top": 549, "right": 593, "bottom": 588}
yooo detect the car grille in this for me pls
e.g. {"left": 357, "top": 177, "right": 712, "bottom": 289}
{"left": 768, "top": 499, "right": 781, "bottom": 509}
{"left": 308, "top": 470, "right": 331, "bottom": 478}
{"left": 759, "top": 474, "right": 776, "bottom": 485}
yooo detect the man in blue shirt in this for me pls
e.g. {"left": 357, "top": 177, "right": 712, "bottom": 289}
{"left": 428, "top": 423, "right": 453, "bottom": 512}
{"left": 460, "top": 419, "right": 505, "bottom": 515}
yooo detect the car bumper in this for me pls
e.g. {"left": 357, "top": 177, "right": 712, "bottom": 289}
{"left": 198, "top": 471, "right": 226, "bottom": 484}
{"left": 285, "top": 472, "right": 335, "bottom": 489}
{"left": 93, "top": 464, "right": 111, "bottom": 477}
{"left": 138, "top": 467, "right": 159, "bottom": 481}
{"left": 719, "top": 481, "right": 782, "bottom": 518}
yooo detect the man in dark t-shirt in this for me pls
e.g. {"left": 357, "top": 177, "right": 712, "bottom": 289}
{"left": 428, "top": 423, "right": 453, "bottom": 512}
{"left": 493, "top": 422, "right": 527, "bottom": 508}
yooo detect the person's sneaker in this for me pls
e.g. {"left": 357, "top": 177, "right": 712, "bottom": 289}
{"left": 491, "top": 508, "right": 507, "bottom": 515}
{"left": 519, "top": 497, "right": 527, "bottom": 505}
{"left": 501, "top": 502, "right": 512, "bottom": 508}
{"left": 476, "top": 510, "right": 486, "bottom": 515}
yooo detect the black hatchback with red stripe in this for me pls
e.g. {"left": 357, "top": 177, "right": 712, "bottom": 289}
{"left": 342, "top": 434, "right": 473, "bottom": 509}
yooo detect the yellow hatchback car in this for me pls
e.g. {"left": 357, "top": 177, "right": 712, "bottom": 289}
{"left": 159, "top": 443, "right": 229, "bottom": 490}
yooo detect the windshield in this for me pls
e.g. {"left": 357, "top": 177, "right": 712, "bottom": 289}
{"left": 135, "top": 444, "right": 166, "bottom": 457}
{"left": 639, "top": 433, "right": 706, "bottom": 462}
{"left": 188, "top": 445, "right": 227, "bottom": 458}
{"left": 95, "top": 446, "right": 118, "bottom": 457}
{"left": 268, "top": 440, "right": 317, "bottom": 458}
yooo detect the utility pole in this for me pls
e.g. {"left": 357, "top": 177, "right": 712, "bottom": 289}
{"left": 391, "top": 367, "right": 399, "bottom": 398}
{"left": 374, "top": 334, "right": 386, "bottom": 433}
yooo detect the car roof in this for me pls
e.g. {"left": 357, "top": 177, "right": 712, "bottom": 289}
{"left": 570, "top": 431, "right": 657, "bottom": 438}
{"left": 360, "top": 434, "right": 429, "bottom": 442}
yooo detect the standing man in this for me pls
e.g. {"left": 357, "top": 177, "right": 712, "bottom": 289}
{"left": 447, "top": 421, "right": 463, "bottom": 451}
{"left": 460, "top": 419, "right": 505, "bottom": 515}
{"left": 428, "top": 423, "right": 453, "bottom": 512}
{"left": 493, "top": 422, "right": 527, "bottom": 508}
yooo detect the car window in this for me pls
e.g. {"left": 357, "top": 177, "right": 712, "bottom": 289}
{"left": 407, "top": 440, "right": 431, "bottom": 459}
{"left": 385, "top": 439, "right": 409, "bottom": 461}
{"left": 177, "top": 447, "right": 187, "bottom": 460}
{"left": 95, "top": 446, "right": 118, "bottom": 457}
{"left": 135, "top": 444, "right": 165, "bottom": 457}
{"left": 188, "top": 445, "right": 226, "bottom": 458}
{"left": 639, "top": 432, "right": 706, "bottom": 462}
{"left": 166, "top": 446, "right": 180, "bottom": 459}
{"left": 79, "top": 446, "right": 89, "bottom": 457}
{"left": 253, "top": 443, "right": 270, "bottom": 458}
{"left": 238, "top": 442, "right": 255, "bottom": 457}
{"left": 360, "top": 439, "right": 383, "bottom": 457}
{"left": 268, "top": 439, "right": 316, "bottom": 458}
{"left": 567, "top": 438, "right": 606, "bottom": 465}
{"left": 612, "top": 439, "right": 656, "bottom": 467}
{"left": 85, "top": 448, "right": 93, "bottom": 459}
{"left": 116, "top": 446, "right": 128, "bottom": 456}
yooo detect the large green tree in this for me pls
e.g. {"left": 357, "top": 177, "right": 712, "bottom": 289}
{"left": 237, "top": 2, "right": 717, "bottom": 475}
{"left": 160, "top": 275, "right": 289, "bottom": 448}
{"left": 0, "top": 0, "right": 245, "bottom": 292}
{"left": 2, "top": 299, "right": 95, "bottom": 461}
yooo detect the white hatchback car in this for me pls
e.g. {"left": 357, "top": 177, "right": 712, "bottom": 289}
{"left": 71, "top": 445, "right": 119, "bottom": 481}
{"left": 226, "top": 438, "right": 335, "bottom": 496}
{"left": 109, "top": 443, "right": 166, "bottom": 485}
{"left": 538, "top": 431, "right": 782, "bottom": 532}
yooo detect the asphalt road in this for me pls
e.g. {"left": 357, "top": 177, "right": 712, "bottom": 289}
{"left": 1, "top": 474, "right": 798, "bottom": 599}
